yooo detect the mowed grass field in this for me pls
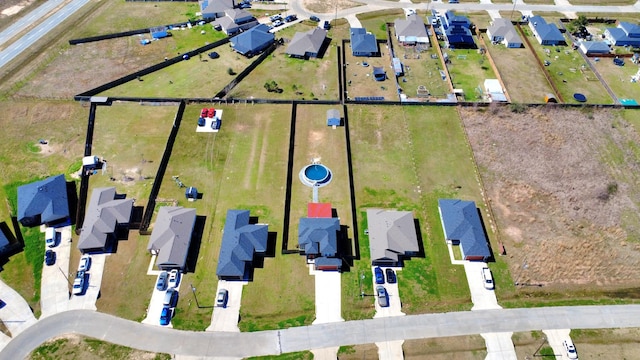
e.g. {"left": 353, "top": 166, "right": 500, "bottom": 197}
{"left": 344, "top": 105, "right": 492, "bottom": 318}
{"left": 446, "top": 46, "right": 498, "bottom": 101}
{"left": 591, "top": 58, "right": 640, "bottom": 102}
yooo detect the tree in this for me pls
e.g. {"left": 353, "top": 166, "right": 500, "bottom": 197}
{"left": 264, "top": 80, "right": 279, "bottom": 92}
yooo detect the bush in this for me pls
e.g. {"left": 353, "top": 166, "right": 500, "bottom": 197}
{"left": 227, "top": 68, "right": 235, "bottom": 75}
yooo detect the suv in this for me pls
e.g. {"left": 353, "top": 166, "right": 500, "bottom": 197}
{"left": 78, "top": 254, "right": 91, "bottom": 272}
{"left": 45, "top": 228, "right": 57, "bottom": 248}
{"left": 563, "top": 340, "right": 578, "bottom": 360}
{"left": 374, "top": 267, "right": 384, "bottom": 284}
{"left": 376, "top": 286, "right": 389, "bottom": 307}
{"left": 156, "top": 271, "right": 168, "bottom": 291}
{"left": 482, "top": 267, "right": 494, "bottom": 290}
{"left": 73, "top": 271, "right": 86, "bottom": 296}
{"left": 323, "top": 21, "right": 330, "bottom": 30}
{"left": 309, "top": 15, "right": 320, "bottom": 22}
{"left": 385, "top": 268, "right": 396, "bottom": 284}
{"left": 168, "top": 269, "right": 180, "bottom": 288}
{"left": 163, "top": 288, "right": 179, "bottom": 308}
{"left": 159, "top": 306, "right": 172, "bottom": 326}
{"left": 284, "top": 15, "right": 297, "bottom": 23}
{"left": 216, "top": 289, "right": 229, "bottom": 308}
{"left": 44, "top": 250, "right": 56, "bottom": 266}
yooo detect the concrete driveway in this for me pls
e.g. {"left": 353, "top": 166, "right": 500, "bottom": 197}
{"left": 544, "top": 329, "right": 574, "bottom": 360}
{"left": 464, "top": 261, "right": 500, "bottom": 311}
{"left": 0, "top": 280, "right": 37, "bottom": 338}
{"left": 372, "top": 267, "right": 404, "bottom": 318}
{"left": 141, "top": 275, "right": 179, "bottom": 328}
{"left": 68, "top": 253, "right": 107, "bottom": 311}
{"left": 310, "top": 267, "right": 343, "bottom": 324}
{"left": 482, "top": 332, "right": 517, "bottom": 360}
{"left": 40, "top": 226, "right": 72, "bottom": 317}
{"left": 206, "top": 280, "right": 246, "bottom": 332}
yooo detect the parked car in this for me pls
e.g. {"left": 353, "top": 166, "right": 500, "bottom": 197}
{"left": 310, "top": 15, "right": 320, "bottom": 22}
{"left": 613, "top": 58, "right": 624, "bottom": 66}
{"left": 207, "top": 108, "right": 216, "bottom": 118}
{"left": 156, "top": 271, "right": 168, "bottom": 291}
{"left": 78, "top": 254, "right": 91, "bottom": 272}
{"left": 376, "top": 286, "right": 389, "bottom": 307}
{"left": 216, "top": 289, "right": 229, "bottom": 308}
{"left": 273, "top": 20, "right": 283, "bottom": 27}
{"left": 374, "top": 267, "right": 384, "bottom": 284}
{"left": 239, "top": 3, "right": 251, "bottom": 8}
{"left": 163, "top": 288, "right": 179, "bottom": 308}
{"left": 563, "top": 340, "right": 578, "bottom": 359}
{"left": 44, "top": 250, "right": 56, "bottom": 266}
{"left": 385, "top": 268, "right": 396, "bottom": 284}
{"left": 269, "top": 14, "right": 282, "bottom": 22}
{"left": 168, "top": 269, "right": 180, "bottom": 288}
{"left": 159, "top": 306, "right": 172, "bottom": 326}
{"left": 73, "top": 271, "right": 86, "bottom": 296}
{"left": 208, "top": 51, "right": 220, "bottom": 59}
{"left": 482, "top": 267, "right": 494, "bottom": 290}
{"left": 200, "top": 108, "right": 208, "bottom": 118}
{"left": 198, "top": 117, "right": 206, "bottom": 127}
{"left": 45, "top": 227, "right": 57, "bottom": 248}
{"left": 323, "top": 21, "right": 330, "bottom": 30}
{"left": 284, "top": 15, "right": 297, "bottom": 22}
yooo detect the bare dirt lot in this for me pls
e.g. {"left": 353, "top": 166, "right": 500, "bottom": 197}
{"left": 462, "top": 106, "right": 640, "bottom": 289}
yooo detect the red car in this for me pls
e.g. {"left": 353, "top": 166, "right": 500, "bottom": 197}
{"left": 208, "top": 108, "right": 216, "bottom": 118}
{"left": 200, "top": 108, "right": 208, "bottom": 118}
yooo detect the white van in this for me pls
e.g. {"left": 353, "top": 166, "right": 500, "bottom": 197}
{"left": 45, "top": 228, "right": 57, "bottom": 248}
{"left": 482, "top": 267, "right": 494, "bottom": 290}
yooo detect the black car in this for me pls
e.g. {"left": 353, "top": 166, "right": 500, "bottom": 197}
{"left": 285, "top": 15, "right": 297, "bottom": 22}
{"left": 310, "top": 15, "right": 320, "bottom": 22}
{"left": 208, "top": 52, "right": 220, "bottom": 59}
{"left": 323, "top": 21, "right": 331, "bottom": 30}
{"left": 385, "top": 268, "right": 396, "bottom": 284}
{"left": 45, "top": 250, "right": 56, "bottom": 266}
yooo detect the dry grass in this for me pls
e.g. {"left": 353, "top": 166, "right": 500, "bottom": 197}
{"left": 302, "top": 0, "right": 363, "bottom": 14}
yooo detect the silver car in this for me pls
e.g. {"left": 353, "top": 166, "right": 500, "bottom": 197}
{"left": 376, "top": 286, "right": 389, "bottom": 307}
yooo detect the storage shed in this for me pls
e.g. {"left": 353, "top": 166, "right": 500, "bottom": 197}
{"left": 326, "top": 109, "right": 341, "bottom": 127}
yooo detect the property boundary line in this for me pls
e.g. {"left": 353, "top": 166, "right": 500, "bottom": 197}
{"left": 342, "top": 104, "right": 359, "bottom": 261}
{"left": 281, "top": 102, "right": 298, "bottom": 254}
{"left": 475, "top": 28, "right": 512, "bottom": 103}
{"left": 75, "top": 102, "right": 98, "bottom": 233}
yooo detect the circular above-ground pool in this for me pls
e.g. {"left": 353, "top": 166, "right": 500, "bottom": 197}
{"left": 299, "top": 163, "right": 332, "bottom": 187}
{"left": 573, "top": 93, "right": 587, "bottom": 102}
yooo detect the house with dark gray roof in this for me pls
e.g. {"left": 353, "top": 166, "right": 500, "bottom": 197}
{"left": 147, "top": 207, "right": 196, "bottom": 271}
{"left": 350, "top": 28, "right": 379, "bottom": 57}
{"left": 230, "top": 24, "right": 275, "bottom": 56}
{"left": 215, "top": 8, "right": 258, "bottom": 35}
{"left": 528, "top": 16, "right": 565, "bottom": 45}
{"left": 394, "top": 14, "right": 429, "bottom": 46}
{"left": 367, "top": 209, "right": 419, "bottom": 266}
{"left": 438, "top": 199, "right": 491, "bottom": 261}
{"left": 286, "top": 28, "right": 327, "bottom": 59}
{"left": 298, "top": 204, "right": 342, "bottom": 271}
{"left": 200, "top": 0, "right": 235, "bottom": 19}
{"left": 18, "top": 174, "right": 70, "bottom": 227}
{"left": 216, "top": 210, "right": 268, "bottom": 280}
{"left": 487, "top": 18, "right": 522, "bottom": 48}
{"left": 78, "top": 187, "right": 133, "bottom": 254}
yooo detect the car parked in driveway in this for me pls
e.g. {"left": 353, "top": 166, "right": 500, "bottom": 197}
{"left": 482, "top": 267, "right": 494, "bottom": 290}
{"left": 216, "top": 289, "right": 229, "bottom": 308}
{"left": 273, "top": 20, "right": 283, "bottom": 27}
{"left": 563, "top": 340, "right": 578, "bottom": 359}
{"left": 163, "top": 288, "right": 179, "bottom": 308}
{"left": 269, "top": 14, "right": 282, "bottom": 22}
{"left": 284, "top": 15, "right": 297, "bottom": 22}
{"left": 73, "top": 271, "right": 86, "bottom": 296}
{"left": 156, "top": 271, "right": 168, "bottom": 291}
{"left": 385, "top": 268, "right": 396, "bottom": 284}
{"left": 78, "top": 254, "right": 91, "bottom": 272}
{"left": 168, "top": 269, "right": 180, "bottom": 288}
{"left": 374, "top": 267, "right": 384, "bottom": 284}
{"left": 159, "top": 306, "right": 172, "bottom": 326}
{"left": 45, "top": 228, "right": 57, "bottom": 248}
{"left": 376, "top": 286, "right": 389, "bottom": 307}
{"left": 44, "top": 250, "right": 55, "bottom": 266}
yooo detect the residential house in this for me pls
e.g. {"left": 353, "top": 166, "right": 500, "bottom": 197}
{"left": 18, "top": 174, "right": 70, "bottom": 227}
{"left": 604, "top": 22, "right": 640, "bottom": 47}
{"left": 216, "top": 210, "right": 268, "bottom": 280}
{"left": 326, "top": 109, "right": 341, "bottom": 127}
{"left": 394, "top": 14, "right": 429, "bottom": 47}
{"left": 442, "top": 10, "right": 472, "bottom": 30}
{"left": 528, "top": 16, "right": 565, "bottom": 45}
{"left": 579, "top": 41, "right": 611, "bottom": 55}
{"left": 286, "top": 28, "right": 328, "bottom": 59}
{"left": 445, "top": 25, "right": 475, "bottom": 48}
{"left": 147, "top": 207, "right": 197, "bottom": 272}
{"left": 78, "top": 187, "right": 133, "bottom": 254}
{"left": 230, "top": 24, "right": 274, "bottom": 56}
{"left": 367, "top": 209, "right": 420, "bottom": 267}
{"left": 438, "top": 199, "right": 491, "bottom": 261}
{"left": 215, "top": 8, "right": 258, "bottom": 36}
{"left": 298, "top": 203, "right": 342, "bottom": 271}
{"left": 200, "top": 0, "right": 235, "bottom": 20}
{"left": 487, "top": 18, "right": 522, "bottom": 48}
{"left": 350, "top": 28, "right": 379, "bottom": 56}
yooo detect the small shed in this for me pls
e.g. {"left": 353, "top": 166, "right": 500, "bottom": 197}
{"left": 392, "top": 58, "right": 404, "bottom": 76}
{"left": 185, "top": 187, "right": 198, "bottom": 201}
{"left": 373, "top": 67, "right": 386, "bottom": 81}
{"left": 544, "top": 93, "right": 557, "bottom": 103}
{"left": 326, "top": 109, "right": 341, "bottom": 127}
{"left": 150, "top": 26, "right": 169, "bottom": 39}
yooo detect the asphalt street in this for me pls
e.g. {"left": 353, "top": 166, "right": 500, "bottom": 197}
{"left": 0, "top": 0, "right": 67, "bottom": 49}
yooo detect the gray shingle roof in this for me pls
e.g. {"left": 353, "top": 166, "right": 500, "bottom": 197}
{"left": 78, "top": 187, "right": 133, "bottom": 252}
{"left": 367, "top": 209, "right": 419, "bottom": 263}
{"left": 487, "top": 18, "right": 522, "bottom": 45}
{"left": 350, "top": 28, "right": 378, "bottom": 54}
{"left": 394, "top": 15, "right": 428, "bottom": 40}
{"left": 438, "top": 199, "right": 491, "bottom": 259}
{"left": 216, "top": 210, "right": 268, "bottom": 279}
{"left": 230, "top": 24, "right": 274, "bottom": 55}
{"left": 17, "top": 174, "right": 69, "bottom": 227}
{"left": 200, "top": 0, "right": 234, "bottom": 15}
{"left": 286, "top": 28, "right": 327, "bottom": 57}
{"left": 147, "top": 207, "right": 197, "bottom": 270}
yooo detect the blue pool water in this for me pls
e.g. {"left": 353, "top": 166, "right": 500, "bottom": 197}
{"left": 304, "top": 164, "right": 328, "bottom": 181}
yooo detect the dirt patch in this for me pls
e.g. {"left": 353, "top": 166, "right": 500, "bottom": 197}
{"left": 302, "top": 0, "right": 363, "bottom": 14}
{"left": 462, "top": 106, "right": 640, "bottom": 288}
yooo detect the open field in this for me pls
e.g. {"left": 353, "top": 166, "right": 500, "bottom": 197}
{"left": 480, "top": 33, "right": 554, "bottom": 103}
{"left": 462, "top": 106, "right": 640, "bottom": 293}
{"left": 357, "top": 9, "right": 404, "bottom": 39}
{"left": 302, "top": 0, "right": 362, "bottom": 14}
{"left": 29, "top": 334, "right": 170, "bottom": 360}
{"left": 229, "top": 23, "right": 339, "bottom": 100}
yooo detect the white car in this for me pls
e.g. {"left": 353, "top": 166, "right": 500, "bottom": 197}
{"left": 563, "top": 340, "right": 578, "bottom": 360}
{"left": 482, "top": 267, "right": 494, "bottom": 290}
{"left": 78, "top": 254, "right": 91, "bottom": 272}
{"left": 168, "top": 269, "right": 180, "bottom": 288}
{"left": 73, "top": 271, "right": 86, "bottom": 295}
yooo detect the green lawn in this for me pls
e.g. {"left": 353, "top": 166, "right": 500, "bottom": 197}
{"left": 446, "top": 47, "right": 498, "bottom": 101}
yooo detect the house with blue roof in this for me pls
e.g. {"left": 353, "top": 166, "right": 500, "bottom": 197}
{"left": 230, "top": 24, "right": 275, "bottom": 57}
{"left": 579, "top": 41, "right": 610, "bottom": 55}
{"left": 445, "top": 25, "right": 475, "bottom": 49}
{"left": 442, "top": 11, "right": 471, "bottom": 30}
{"left": 18, "top": 174, "right": 70, "bottom": 227}
{"left": 216, "top": 210, "right": 268, "bottom": 280}
{"left": 438, "top": 199, "right": 491, "bottom": 261}
{"left": 528, "top": 16, "right": 565, "bottom": 45}
{"left": 604, "top": 22, "right": 640, "bottom": 47}
{"left": 215, "top": 8, "right": 258, "bottom": 36}
{"left": 298, "top": 214, "right": 342, "bottom": 271}
{"left": 350, "top": 28, "right": 379, "bottom": 57}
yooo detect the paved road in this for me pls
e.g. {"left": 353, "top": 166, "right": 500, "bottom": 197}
{"left": 0, "top": 0, "right": 90, "bottom": 70}
{"left": 0, "top": 0, "right": 67, "bottom": 49}
{"left": 3, "top": 305, "right": 640, "bottom": 358}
